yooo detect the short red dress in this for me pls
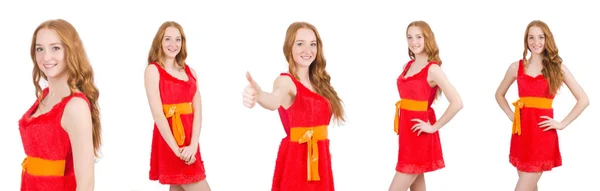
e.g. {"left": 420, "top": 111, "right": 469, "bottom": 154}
{"left": 509, "top": 60, "right": 562, "bottom": 172}
{"left": 271, "top": 73, "right": 335, "bottom": 191}
{"left": 394, "top": 60, "right": 445, "bottom": 174}
{"left": 19, "top": 88, "right": 90, "bottom": 191}
{"left": 148, "top": 62, "right": 207, "bottom": 184}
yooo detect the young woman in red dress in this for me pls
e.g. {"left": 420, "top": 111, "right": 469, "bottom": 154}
{"left": 495, "top": 20, "right": 589, "bottom": 191}
{"left": 145, "top": 21, "right": 211, "bottom": 191}
{"left": 388, "top": 21, "right": 463, "bottom": 191}
{"left": 242, "top": 21, "right": 345, "bottom": 191}
{"left": 19, "top": 19, "right": 102, "bottom": 191}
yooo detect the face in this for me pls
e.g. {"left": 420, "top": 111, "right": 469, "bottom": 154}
{"left": 291, "top": 28, "right": 318, "bottom": 67}
{"left": 406, "top": 26, "right": 425, "bottom": 55}
{"left": 35, "top": 28, "right": 67, "bottom": 79}
{"left": 162, "top": 26, "right": 182, "bottom": 59}
{"left": 527, "top": 26, "right": 545, "bottom": 54}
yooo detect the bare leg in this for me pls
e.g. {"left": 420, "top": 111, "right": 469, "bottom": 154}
{"left": 389, "top": 172, "right": 419, "bottom": 191}
{"left": 169, "top": 185, "right": 184, "bottom": 191}
{"left": 515, "top": 170, "right": 542, "bottom": 191}
{"left": 181, "top": 179, "right": 211, "bottom": 191}
{"left": 409, "top": 174, "right": 426, "bottom": 191}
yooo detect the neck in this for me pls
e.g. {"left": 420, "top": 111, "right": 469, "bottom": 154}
{"left": 528, "top": 53, "right": 543, "bottom": 65}
{"left": 294, "top": 66, "right": 311, "bottom": 83}
{"left": 415, "top": 53, "right": 429, "bottom": 63}
{"left": 164, "top": 58, "right": 176, "bottom": 69}
{"left": 46, "top": 74, "right": 71, "bottom": 98}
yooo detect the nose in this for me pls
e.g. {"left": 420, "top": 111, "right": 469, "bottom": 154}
{"left": 43, "top": 49, "right": 53, "bottom": 62}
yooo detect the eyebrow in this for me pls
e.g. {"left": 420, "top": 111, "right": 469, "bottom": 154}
{"left": 164, "top": 36, "right": 181, "bottom": 38}
{"left": 295, "top": 40, "right": 317, "bottom": 42}
{"left": 35, "top": 43, "right": 62, "bottom": 46}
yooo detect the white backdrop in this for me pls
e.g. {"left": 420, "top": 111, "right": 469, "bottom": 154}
{"left": 0, "top": 0, "right": 598, "bottom": 190}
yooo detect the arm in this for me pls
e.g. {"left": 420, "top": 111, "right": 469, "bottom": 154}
{"left": 495, "top": 61, "right": 519, "bottom": 121}
{"left": 144, "top": 65, "right": 181, "bottom": 156}
{"left": 62, "top": 97, "right": 95, "bottom": 191}
{"left": 247, "top": 73, "right": 294, "bottom": 111}
{"left": 428, "top": 64, "right": 463, "bottom": 130}
{"left": 557, "top": 64, "right": 589, "bottom": 128}
{"left": 189, "top": 69, "right": 202, "bottom": 148}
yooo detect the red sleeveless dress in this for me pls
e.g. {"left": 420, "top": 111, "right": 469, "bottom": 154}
{"left": 19, "top": 88, "right": 90, "bottom": 191}
{"left": 509, "top": 60, "right": 562, "bottom": 172}
{"left": 395, "top": 60, "right": 445, "bottom": 174}
{"left": 272, "top": 73, "right": 335, "bottom": 191}
{"left": 148, "top": 62, "right": 207, "bottom": 184}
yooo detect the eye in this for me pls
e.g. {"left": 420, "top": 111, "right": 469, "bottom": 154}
{"left": 165, "top": 37, "right": 170, "bottom": 41}
{"left": 52, "top": 46, "right": 61, "bottom": 51}
{"left": 36, "top": 47, "right": 43, "bottom": 52}
{"left": 176, "top": 38, "right": 181, "bottom": 42}
{"left": 297, "top": 42, "right": 303, "bottom": 46}
{"left": 311, "top": 43, "right": 317, "bottom": 47}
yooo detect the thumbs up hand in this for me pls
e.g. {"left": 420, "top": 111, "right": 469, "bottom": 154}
{"left": 243, "top": 71, "right": 262, "bottom": 108}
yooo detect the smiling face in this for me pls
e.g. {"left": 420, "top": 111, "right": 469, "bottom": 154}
{"left": 291, "top": 28, "right": 318, "bottom": 68}
{"left": 162, "top": 26, "right": 182, "bottom": 59}
{"left": 406, "top": 26, "right": 425, "bottom": 56}
{"left": 527, "top": 26, "right": 545, "bottom": 55}
{"left": 34, "top": 28, "right": 67, "bottom": 79}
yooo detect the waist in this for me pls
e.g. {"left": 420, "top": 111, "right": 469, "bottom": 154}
{"left": 163, "top": 102, "right": 193, "bottom": 115}
{"left": 22, "top": 156, "right": 66, "bottom": 176}
{"left": 289, "top": 125, "right": 328, "bottom": 142}
{"left": 516, "top": 97, "right": 553, "bottom": 109}
{"left": 397, "top": 99, "right": 431, "bottom": 111}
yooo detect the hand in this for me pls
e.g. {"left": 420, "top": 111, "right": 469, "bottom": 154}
{"left": 410, "top": 118, "right": 438, "bottom": 136}
{"left": 178, "top": 145, "right": 197, "bottom": 162}
{"left": 538, "top": 116, "right": 566, "bottom": 131}
{"left": 243, "top": 72, "right": 261, "bottom": 108}
{"left": 172, "top": 147, "right": 182, "bottom": 158}
{"left": 185, "top": 156, "right": 197, "bottom": 165}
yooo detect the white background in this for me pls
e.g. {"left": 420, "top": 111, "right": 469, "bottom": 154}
{"left": 0, "top": 0, "right": 598, "bottom": 190}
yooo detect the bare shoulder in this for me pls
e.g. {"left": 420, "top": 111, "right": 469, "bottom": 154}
{"left": 145, "top": 64, "right": 160, "bottom": 78}
{"left": 188, "top": 66, "right": 198, "bottom": 79}
{"left": 274, "top": 75, "right": 294, "bottom": 86}
{"left": 62, "top": 97, "right": 92, "bottom": 131}
{"left": 560, "top": 63, "right": 570, "bottom": 72}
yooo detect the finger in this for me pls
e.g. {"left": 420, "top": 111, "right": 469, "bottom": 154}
{"left": 246, "top": 71, "right": 254, "bottom": 84}
{"left": 417, "top": 130, "right": 422, "bottom": 136}
{"left": 411, "top": 124, "right": 420, "bottom": 131}
{"left": 539, "top": 124, "right": 551, "bottom": 128}
{"left": 540, "top": 116, "right": 551, "bottom": 120}
{"left": 412, "top": 126, "right": 421, "bottom": 132}
{"left": 411, "top": 118, "right": 424, "bottom": 123}
{"left": 543, "top": 126, "right": 555, "bottom": 131}
{"left": 538, "top": 121, "right": 549, "bottom": 126}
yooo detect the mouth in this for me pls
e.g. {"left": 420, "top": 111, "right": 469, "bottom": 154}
{"left": 300, "top": 56, "right": 312, "bottom": 60}
{"left": 411, "top": 45, "right": 421, "bottom": 49}
{"left": 43, "top": 63, "right": 57, "bottom": 68}
{"left": 167, "top": 46, "right": 179, "bottom": 53}
{"left": 532, "top": 45, "right": 543, "bottom": 50}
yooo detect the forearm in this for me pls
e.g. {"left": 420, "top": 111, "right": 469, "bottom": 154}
{"left": 256, "top": 91, "right": 283, "bottom": 111}
{"left": 191, "top": 114, "right": 202, "bottom": 146}
{"left": 496, "top": 94, "right": 514, "bottom": 121}
{"left": 76, "top": 180, "right": 94, "bottom": 191}
{"left": 154, "top": 116, "right": 181, "bottom": 151}
{"left": 560, "top": 98, "right": 589, "bottom": 128}
{"left": 432, "top": 102, "right": 462, "bottom": 130}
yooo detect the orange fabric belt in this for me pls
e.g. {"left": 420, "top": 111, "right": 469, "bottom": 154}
{"left": 21, "top": 156, "right": 66, "bottom": 176}
{"left": 290, "top": 125, "right": 328, "bottom": 181}
{"left": 394, "top": 99, "right": 429, "bottom": 134}
{"left": 512, "top": 97, "right": 553, "bottom": 135}
{"left": 163, "top": 102, "right": 193, "bottom": 146}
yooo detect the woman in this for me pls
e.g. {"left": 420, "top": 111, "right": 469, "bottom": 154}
{"left": 19, "top": 19, "right": 101, "bottom": 191}
{"left": 145, "top": 21, "right": 211, "bottom": 191}
{"left": 242, "top": 21, "right": 345, "bottom": 191}
{"left": 495, "top": 20, "right": 589, "bottom": 191}
{"left": 389, "top": 21, "right": 463, "bottom": 191}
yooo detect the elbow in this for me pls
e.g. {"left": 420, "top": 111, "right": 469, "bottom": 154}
{"left": 77, "top": 179, "right": 94, "bottom": 191}
{"left": 452, "top": 99, "right": 464, "bottom": 111}
{"left": 579, "top": 97, "right": 590, "bottom": 108}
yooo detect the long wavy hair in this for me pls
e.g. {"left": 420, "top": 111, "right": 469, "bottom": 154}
{"left": 148, "top": 21, "right": 188, "bottom": 69}
{"left": 30, "top": 19, "right": 102, "bottom": 157}
{"left": 283, "top": 22, "right": 345, "bottom": 123}
{"left": 522, "top": 20, "right": 564, "bottom": 95}
{"left": 406, "top": 20, "right": 442, "bottom": 98}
